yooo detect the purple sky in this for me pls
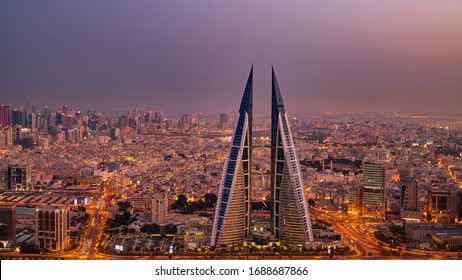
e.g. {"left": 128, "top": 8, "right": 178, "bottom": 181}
{"left": 1, "top": 0, "right": 462, "bottom": 116}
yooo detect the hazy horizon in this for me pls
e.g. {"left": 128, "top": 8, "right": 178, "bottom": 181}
{"left": 1, "top": 1, "right": 462, "bottom": 116}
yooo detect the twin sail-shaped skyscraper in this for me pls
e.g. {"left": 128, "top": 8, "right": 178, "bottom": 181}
{"left": 211, "top": 67, "right": 314, "bottom": 248}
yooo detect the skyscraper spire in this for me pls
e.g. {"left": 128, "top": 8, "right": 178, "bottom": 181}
{"left": 271, "top": 67, "right": 314, "bottom": 244}
{"left": 211, "top": 66, "right": 253, "bottom": 247}
{"left": 212, "top": 66, "right": 313, "bottom": 249}
{"left": 239, "top": 64, "right": 253, "bottom": 115}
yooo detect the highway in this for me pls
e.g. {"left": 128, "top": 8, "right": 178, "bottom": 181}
{"left": 1, "top": 181, "right": 450, "bottom": 260}
{"left": 78, "top": 180, "right": 113, "bottom": 259}
{"left": 309, "top": 207, "right": 445, "bottom": 260}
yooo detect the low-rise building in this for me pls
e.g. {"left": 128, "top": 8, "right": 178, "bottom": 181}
{"left": 405, "top": 223, "right": 462, "bottom": 242}
{"left": 432, "top": 232, "right": 462, "bottom": 248}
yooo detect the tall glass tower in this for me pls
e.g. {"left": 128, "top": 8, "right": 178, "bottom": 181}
{"left": 362, "top": 162, "right": 386, "bottom": 218}
{"left": 270, "top": 67, "right": 314, "bottom": 245}
{"left": 211, "top": 66, "right": 253, "bottom": 247}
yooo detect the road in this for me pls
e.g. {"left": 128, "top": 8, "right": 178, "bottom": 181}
{"left": 1, "top": 182, "right": 450, "bottom": 260}
{"left": 78, "top": 180, "right": 113, "bottom": 259}
{"left": 309, "top": 207, "right": 446, "bottom": 259}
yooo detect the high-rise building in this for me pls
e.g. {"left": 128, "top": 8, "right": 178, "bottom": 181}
{"left": 399, "top": 167, "right": 414, "bottom": 181}
{"left": 13, "top": 125, "right": 23, "bottom": 141}
{"left": 401, "top": 177, "right": 419, "bottom": 211}
{"left": 12, "top": 109, "right": 26, "bottom": 127}
{"left": 400, "top": 177, "right": 422, "bottom": 222}
{"left": 191, "top": 113, "right": 200, "bottom": 129}
{"left": 7, "top": 165, "right": 31, "bottom": 190}
{"left": 55, "top": 112, "right": 64, "bottom": 126}
{"left": 348, "top": 185, "right": 364, "bottom": 216}
{"left": 128, "top": 108, "right": 139, "bottom": 119}
{"left": 362, "top": 162, "right": 386, "bottom": 218}
{"left": 0, "top": 104, "right": 12, "bottom": 127}
{"left": 153, "top": 110, "right": 164, "bottom": 124}
{"left": 44, "top": 106, "right": 51, "bottom": 120}
{"left": 118, "top": 116, "right": 129, "bottom": 129}
{"left": 128, "top": 117, "right": 137, "bottom": 128}
{"left": 0, "top": 168, "right": 6, "bottom": 190}
{"left": 179, "top": 114, "right": 190, "bottom": 130}
{"left": 28, "top": 111, "right": 38, "bottom": 130}
{"left": 178, "top": 113, "right": 200, "bottom": 130}
{"left": 211, "top": 66, "right": 253, "bottom": 247}
{"left": 218, "top": 113, "right": 229, "bottom": 129}
{"left": 0, "top": 205, "right": 16, "bottom": 249}
{"left": 270, "top": 67, "right": 314, "bottom": 245}
{"left": 151, "top": 192, "right": 169, "bottom": 224}
{"left": 110, "top": 127, "right": 120, "bottom": 140}
{"left": 0, "top": 130, "right": 5, "bottom": 148}
{"left": 3, "top": 127, "right": 13, "bottom": 146}
{"left": 145, "top": 110, "right": 154, "bottom": 123}
{"left": 212, "top": 67, "right": 314, "bottom": 248}
{"left": 35, "top": 206, "right": 70, "bottom": 251}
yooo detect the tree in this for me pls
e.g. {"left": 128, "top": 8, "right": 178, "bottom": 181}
{"left": 140, "top": 224, "right": 160, "bottom": 234}
{"left": 114, "top": 211, "right": 131, "bottom": 226}
{"left": 185, "top": 202, "right": 198, "bottom": 214}
{"left": 177, "top": 195, "right": 188, "bottom": 208}
{"left": 204, "top": 193, "right": 212, "bottom": 203}
{"left": 203, "top": 193, "right": 217, "bottom": 208}
{"left": 19, "top": 243, "right": 39, "bottom": 253}
{"left": 308, "top": 198, "right": 315, "bottom": 207}
{"left": 209, "top": 193, "right": 217, "bottom": 204}
{"left": 165, "top": 224, "right": 177, "bottom": 234}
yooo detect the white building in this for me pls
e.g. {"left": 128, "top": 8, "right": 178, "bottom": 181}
{"left": 151, "top": 192, "right": 168, "bottom": 224}
{"left": 35, "top": 206, "right": 70, "bottom": 251}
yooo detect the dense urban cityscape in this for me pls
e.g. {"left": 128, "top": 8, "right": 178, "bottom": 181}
{"left": 2, "top": 3, "right": 461, "bottom": 280}
{"left": 1, "top": 68, "right": 462, "bottom": 260}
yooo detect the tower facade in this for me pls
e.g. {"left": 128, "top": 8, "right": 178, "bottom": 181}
{"left": 0, "top": 105, "right": 11, "bottom": 127}
{"left": 426, "top": 187, "right": 459, "bottom": 223}
{"left": 212, "top": 67, "right": 314, "bottom": 247}
{"left": 270, "top": 68, "right": 314, "bottom": 245}
{"left": 348, "top": 185, "right": 364, "bottom": 216}
{"left": 0, "top": 205, "right": 16, "bottom": 249}
{"left": 151, "top": 192, "right": 169, "bottom": 224}
{"left": 211, "top": 67, "right": 253, "bottom": 247}
{"left": 401, "top": 177, "right": 418, "bottom": 211}
{"left": 218, "top": 113, "right": 229, "bottom": 129}
{"left": 35, "top": 206, "right": 70, "bottom": 251}
{"left": 362, "top": 162, "right": 386, "bottom": 218}
{"left": 7, "top": 165, "right": 31, "bottom": 190}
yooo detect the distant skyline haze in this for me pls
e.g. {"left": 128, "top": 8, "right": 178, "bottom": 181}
{"left": 1, "top": 1, "right": 461, "bottom": 117}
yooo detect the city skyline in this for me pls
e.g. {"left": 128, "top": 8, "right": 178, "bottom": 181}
{"left": 2, "top": 1, "right": 462, "bottom": 115}
{"left": 2, "top": 1, "right": 462, "bottom": 265}
{"left": 2, "top": 67, "right": 462, "bottom": 259}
